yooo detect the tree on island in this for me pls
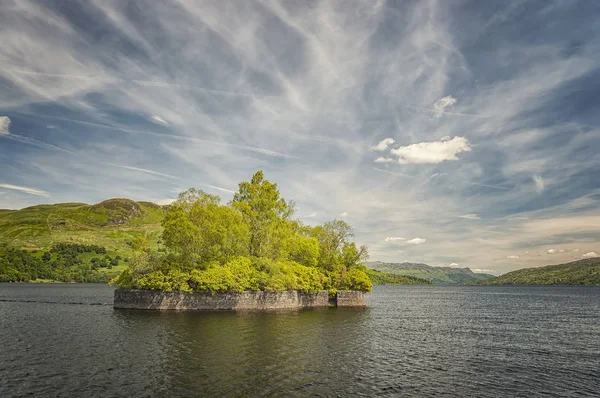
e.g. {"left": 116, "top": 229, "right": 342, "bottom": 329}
{"left": 110, "top": 171, "right": 372, "bottom": 294}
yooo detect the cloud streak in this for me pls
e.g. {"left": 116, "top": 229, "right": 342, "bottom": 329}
{"left": 0, "top": 183, "right": 49, "bottom": 197}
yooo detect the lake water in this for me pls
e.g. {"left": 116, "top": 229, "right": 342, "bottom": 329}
{"left": 1, "top": 284, "right": 599, "bottom": 397}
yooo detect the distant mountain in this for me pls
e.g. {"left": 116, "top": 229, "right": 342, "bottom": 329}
{"left": 478, "top": 258, "right": 600, "bottom": 285}
{"left": 365, "top": 261, "right": 495, "bottom": 284}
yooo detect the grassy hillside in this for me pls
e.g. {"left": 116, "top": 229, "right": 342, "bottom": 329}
{"left": 0, "top": 199, "right": 166, "bottom": 283}
{"left": 365, "top": 261, "right": 495, "bottom": 284}
{"left": 0, "top": 199, "right": 165, "bottom": 255}
{"left": 478, "top": 258, "right": 600, "bottom": 285}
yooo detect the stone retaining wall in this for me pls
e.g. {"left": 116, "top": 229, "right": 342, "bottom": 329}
{"left": 113, "top": 289, "right": 366, "bottom": 310}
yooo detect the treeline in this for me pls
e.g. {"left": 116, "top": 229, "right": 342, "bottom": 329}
{"left": 0, "top": 243, "right": 119, "bottom": 283}
{"left": 366, "top": 269, "right": 433, "bottom": 285}
{"left": 112, "top": 171, "right": 373, "bottom": 294}
{"left": 50, "top": 242, "right": 106, "bottom": 255}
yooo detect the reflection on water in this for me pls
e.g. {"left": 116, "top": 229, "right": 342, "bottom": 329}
{"left": 1, "top": 284, "right": 599, "bottom": 397}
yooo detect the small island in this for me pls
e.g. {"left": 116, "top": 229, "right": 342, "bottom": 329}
{"left": 111, "top": 171, "right": 371, "bottom": 310}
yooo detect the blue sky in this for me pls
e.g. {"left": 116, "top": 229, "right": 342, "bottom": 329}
{"left": 1, "top": 0, "right": 600, "bottom": 273}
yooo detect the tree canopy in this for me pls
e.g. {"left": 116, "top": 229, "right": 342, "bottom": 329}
{"left": 111, "top": 171, "right": 372, "bottom": 293}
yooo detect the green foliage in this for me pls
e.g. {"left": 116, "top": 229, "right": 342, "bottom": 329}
{"left": 0, "top": 244, "right": 117, "bottom": 283}
{"left": 162, "top": 192, "right": 249, "bottom": 269}
{"left": 110, "top": 170, "right": 372, "bottom": 293}
{"left": 231, "top": 171, "right": 294, "bottom": 258}
{"left": 339, "top": 268, "right": 373, "bottom": 291}
{"left": 479, "top": 258, "right": 600, "bottom": 285}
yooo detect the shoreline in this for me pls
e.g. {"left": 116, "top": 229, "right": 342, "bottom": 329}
{"left": 113, "top": 289, "right": 367, "bottom": 311}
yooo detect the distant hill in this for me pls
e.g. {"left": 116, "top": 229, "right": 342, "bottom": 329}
{"left": 478, "top": 258, "right": 600, "bottom": 285}
{"left": 0, "top": 199, "right": 165, "bottom": 254}
{"left": 365, "top": 261, "right": 495, "bottom": 284}
{"left": 365, "top": 269, "right": 433, "bottom": 285}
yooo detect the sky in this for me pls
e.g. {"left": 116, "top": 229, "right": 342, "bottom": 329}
{"left": 1, "top": 0, "right": 600, "bottom": 274}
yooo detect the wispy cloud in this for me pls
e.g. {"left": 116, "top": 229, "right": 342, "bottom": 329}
{"left": 370, "top": 138, "right": 395, "bottom": 151}
{"left": 533, "top": 175, "right": 546, "bottom": 194}
{"left": 0, "top": 116, "right": 10, "bottom": 135}
{"left": 385, "top": 236, "right": 404, "bottom": 242}
{"left": 406, "top": 237, "right": 426, "bottom": 245}
{"left": 205, "top": 185, "right": 236, "bottom": 194}
{"left": 0, "top": 183, "right": 48, "bottom": 197}
{"left": 432, "top": 96, "right": 457, "bottom": 118}
{"left": 459, "top": 214, "right": 480, "bottom": 220}
{"left": 150, "top": 115, "right": 168, "bottom": 126}
{"left": 374, "top": 157, "right": 395, "bottom": 164}
{"left": 109, "top": 165, "right": 180, "bottom": 180}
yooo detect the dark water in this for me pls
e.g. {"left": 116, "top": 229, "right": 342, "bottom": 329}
{"left": 1, "top": 284, "right": 599, "bottom": 397}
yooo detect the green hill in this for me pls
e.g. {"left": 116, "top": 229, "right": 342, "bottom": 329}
{"left": 0, "top": 199, "right": 165, "bottom": 254}
{"left": 0, "top": 199, "right": 166, "bottom": 282}
{"left": 365, "top": 261, "right": 495, "bottom": 284}
{"left": 478, "top": 258, "right": 600, "bottom": 285}
{"left": 365, "top": 269, "right": 433, "bottom": 285}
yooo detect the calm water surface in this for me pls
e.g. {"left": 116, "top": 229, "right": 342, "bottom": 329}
{"left": 1, "top": 284, "right": 599, "bottom": 397}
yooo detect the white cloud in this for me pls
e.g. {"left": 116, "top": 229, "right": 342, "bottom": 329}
{"left": 0, "top": 116, "right": 11, "bottom": 135}
{"left": 0, "top": 183, "right": 48, "bottom": 197}
{"left": 150, "top": 115, "right": 168, "bottom": 125}
{"left": 582, "top": 252, "right": 598, "bottom": 259}
{"left": 558, "top": 249, "right": 565, "bottom": 253}
{"left": 459, "top": 213, "right": 480, "bottom": 220}
{"left": 156, "top": 198, "right": 175, "bottom": 205}
{"left": 370, "top": 138, "right": 395, "bottom": 151}
{"left": 547, "top": 249, "right": 556, "bottom": 254}
{"left": 533, "top": 175, "right": 545, "bottom": 194}
{"left": 340, "top": 212, "right": 348, "bottom": 217}
{"left": 449, "top": 262, "right": 459, "bottom": 266}
{"left": 385, "top": 236, "right": 404, "bottom": 242}
{"left": 374, "top": 157, "right": 395, "bottom": 163}
{"left": 507, "top": 255, "right": 520, "bottom": 259}
{"left": 304, "top": 212, "right": 317, "bottom": 218}
{"left": 390, "top": 137, "right": 472, "bottom": 164}
{"left": 433, "top": 96, "right": 457, "bottom": 118}
{"left": 573, "top": 249, "right": 580, "bottom": 252}
{"left": 406, "top": 237, "right": 426, "bottom": 245}
{"left": 472, "top": 268, "right": 495, "bottom": 274}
